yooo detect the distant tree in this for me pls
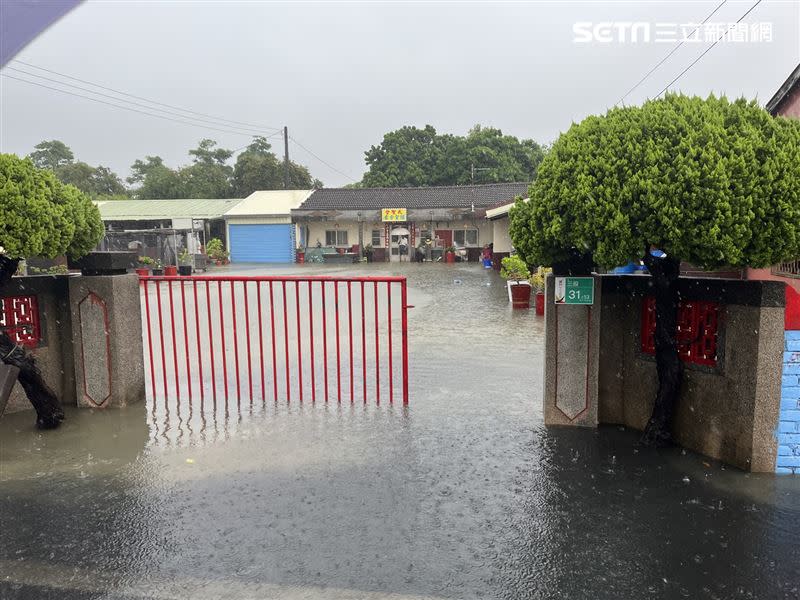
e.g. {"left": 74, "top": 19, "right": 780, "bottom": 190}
{"left": 127, "top": 156, "right": 167, "bottom": 185}
{"left": 361, "top": 124, "right": 545, "bottom": 187}
{"left": 28, "top": 140, "right": 128, "bottom": 199}
{"left": 232, "top": 136, "right": 320, "bottom": 196}
{"left": 0, "top": 154, "right": 104, "bottom": 429}
{"left": 29, "top": 139, "right": 74, "bottom": 171}
{"left": 509, "top": 94, "right": 800, "bottom": 445}
{"left": 135, "top": 164, "right": 188, "bottom": 199}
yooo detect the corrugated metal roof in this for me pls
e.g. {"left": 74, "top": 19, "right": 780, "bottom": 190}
{"left": 98, "top": 198, "right": 244, "bottom": 221}
{"left": 296, "top": 182, "right": 529, "bottom": 211}
{"left": 224, "top": 190, "right": 313, "bottom": 217}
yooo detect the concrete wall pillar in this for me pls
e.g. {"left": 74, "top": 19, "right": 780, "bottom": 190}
{"left": 69, "top": 273, "right": 144, "bottom": 408}
{"left": 543, "top": 275, "right": 602, "bottom": 427}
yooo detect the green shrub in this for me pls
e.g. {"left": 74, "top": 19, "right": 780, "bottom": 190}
{"left": 500, "top": 255, "right": 530, "bottom": 280}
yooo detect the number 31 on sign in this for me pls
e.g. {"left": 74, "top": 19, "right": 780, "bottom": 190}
{"left": 554, "top": 277, "right": 594, "bottom": 305}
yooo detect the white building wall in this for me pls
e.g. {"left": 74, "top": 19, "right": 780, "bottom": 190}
{"left": 304, "top": 220, "right": 494, "bottom": 250}
{"left": 492, "top": 217, "right": 513, "bottom": 253}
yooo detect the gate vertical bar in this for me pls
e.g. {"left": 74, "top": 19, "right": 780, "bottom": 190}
{"left": 269, "top": 281, "right": 278, "bottom": 401}
{"left": 401, "top": 278, "right": 409, "bottom": 405}
{"left": 167, "top": 279, "right": 180, "bottom": 400}
{"left": 348, "top": 281, "right": 354, "bottom": 403}
{"left": 387, "top": 281, "right": 394, "bottom": 404}
{"left": 230, "top": 281, "right": 241, "bottom": 405}
{"left": 282, "top": 281, "right": 290, "bottom": 402}
{"left": 257, "top": 283, "right": 266, "bottom": 400}
{"left": 192, "top": 280, "right": 204, "bottom": 406}
{"left": 308, "top": 281, "right": 316, "bottom": 403}
{"left": 322, "top": 281, "right": 329, "bottom": 402}
{"left": 205, "top": 281, "right": 217, "bottom": 407}
{"left": 334, "top": 282, "right": 341, "bottom": 403}
{"left": 155, "top": 280, "right": 168, "bottom": 400}
{"left": 217, "top": 280, "right": 228, "bottom": 408}
{"left": 295, "top": 281, "right": 303, "bottom": 402}
{"left": 374, "top": 281, "right": 380, "bottom": 404}
{"left": 361, "top": 281, "right": 366, "bottom": 404}
{"left": 142, "top": 279, "right": 156, "bottom": 401}
{"left": 180, "top": 280, "right": 192, "bottom": 401}
{"left": 243, "top": 282, "right": 253, "bottom": 404}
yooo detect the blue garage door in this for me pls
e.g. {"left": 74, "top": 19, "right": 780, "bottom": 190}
{"left": 229, "top": 224, "right": 294, "bottom": 263}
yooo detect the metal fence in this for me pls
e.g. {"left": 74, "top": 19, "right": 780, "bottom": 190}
{"left": 139, "top": 275, "right": 410, "bottom": 411}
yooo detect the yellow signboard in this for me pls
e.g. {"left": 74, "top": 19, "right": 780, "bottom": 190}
{"left": 381, "top": 208, "right": 407, "bottom": 222}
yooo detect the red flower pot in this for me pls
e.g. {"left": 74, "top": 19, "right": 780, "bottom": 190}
{"left": 510, "top": 283, "right": 532, "bottom": 309}
{"left": 134, "top": 267, "right": 150, "bottom": 277}
{"left": 164, "top": 265, "right": 178, "bottom": 277}
{"left": 445, "top": 251, "right": 455, "bottom": 264}
{"left": 297, "top": 252, "right": 305, "bottom": 264}
{"left": 535, "top": 291, "right": 545, "bottom": 315}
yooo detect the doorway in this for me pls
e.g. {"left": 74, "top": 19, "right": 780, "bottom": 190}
{"left": 390, "top": 226, "right": 411, "bottom": 262}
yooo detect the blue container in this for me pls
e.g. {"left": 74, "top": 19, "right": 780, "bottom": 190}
{"left": 483, "top": 258, "right": 492, "bottom": 269}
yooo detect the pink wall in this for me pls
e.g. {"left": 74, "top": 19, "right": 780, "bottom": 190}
{"left": 746, "top": 268, "right": 800, "bottom": 293}
{"left": 775, "top": 85, "right": 800, "bottom": 119}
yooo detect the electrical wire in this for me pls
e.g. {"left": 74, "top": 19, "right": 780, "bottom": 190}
{"left": 616, "top": 0, "right": 727, "bottom": 106}
{"left": 655, "top": 0, "right": 763, "bottom": 98}
{"left": 2, "top": 72, "right": 271, "bottom": 138}
{"left": 289, "top": 135, "right": 357, "bottom": 182}
{"left": 11, "top": 59, "right": 281, "bottom": 132}
{"left": 5, "top": 66, "right": 278, "bottom": 137}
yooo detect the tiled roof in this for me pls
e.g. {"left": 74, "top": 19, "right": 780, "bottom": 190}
{"left": 296, "top": 182, "right": 530, "bottom": 211}
{"left": 97, "top": 198, "right": 243, "bottom": 221}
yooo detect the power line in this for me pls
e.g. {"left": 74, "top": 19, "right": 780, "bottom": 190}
{"left": 655, "top": 0, "right": 763, "bottom": 98}
{"left": 1, "top": 73, "right": 274, "bottom": 139}
{"left": 11, "top": 59, "right": 281, "bottom": 133}
{"left": 616, "top": 0, "right": 727, "bottom": 106}
{"left": 289, "top": 135, "right": 357, "bottom": 182}
{"left": 5, "top": 66, "right": 278, "bottom": 137}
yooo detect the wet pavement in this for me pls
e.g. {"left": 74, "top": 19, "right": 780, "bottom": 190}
{"left": 1, "top": 263, "right": 799, "bottom": 599}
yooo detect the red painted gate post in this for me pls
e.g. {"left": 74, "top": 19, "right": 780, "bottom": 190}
{"left": 401, "top": 278, "right": 410, "bottom": 405}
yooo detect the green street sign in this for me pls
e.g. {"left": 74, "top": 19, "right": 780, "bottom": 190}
{"left": 554, "top": 277, "right": 594, "bottom": 305}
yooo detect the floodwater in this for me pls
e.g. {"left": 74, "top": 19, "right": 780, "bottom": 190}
{"left": 1, "top": 263, "right": 798, "bottom": 600}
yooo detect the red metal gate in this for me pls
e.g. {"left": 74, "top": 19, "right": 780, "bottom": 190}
{"left": 139, "top": 275, "right": 410, "bottom": 409}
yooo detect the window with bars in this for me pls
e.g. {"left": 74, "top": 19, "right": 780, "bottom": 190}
{"left": 371, "top": 229, "right": 382, "bottom": 246}
{"left": 0, "top": 295, "right": 41, "bottom": 348}
{"left": 641, "top": 296, "right": 719, "bottom": 367}
{"left": 325, "top": 230, "right": 348, "bottom": 246}
{"left": 453, "top": 229, "right": 478, "bottom": 246}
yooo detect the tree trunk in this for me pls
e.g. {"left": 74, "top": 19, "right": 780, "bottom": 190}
{"left": 641, "top": 251, "right": 683, "bottom": 446}
{"left": 0, "top": 256, "right": 65, "bottom": 429}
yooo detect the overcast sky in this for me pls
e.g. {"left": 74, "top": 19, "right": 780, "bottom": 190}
{"left": 1, "top": 0, "right": 798, "bottom": 188}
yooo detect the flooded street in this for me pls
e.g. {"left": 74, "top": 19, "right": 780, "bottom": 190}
{"left": 1, "top": 264, "right": 799, "bottom": 599}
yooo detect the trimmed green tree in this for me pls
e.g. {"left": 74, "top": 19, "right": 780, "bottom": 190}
{"left": 510, "top": 94, "right": 800, "bottom": 444}
{"left": 0, "top": 154, "right": 104, "bottom": 428}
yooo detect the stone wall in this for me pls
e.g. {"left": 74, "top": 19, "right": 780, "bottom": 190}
{"left": 597, "top": 277, "right": 784, "bottom": 471}
{"left": 544, "top": 274, "right": 786, "bottom": 472}
{"left": 1, "top": 272, "right": 145, "bottom": 417}
{"left": 778, "top": 331, "right": 800, "bottom": 473}
{"left": 1, "top": 275, "right": 76, "bottom": 413}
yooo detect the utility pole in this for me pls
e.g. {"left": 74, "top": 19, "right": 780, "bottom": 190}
{"left": 283, "top": 126, "right": 290, "bottom": 189}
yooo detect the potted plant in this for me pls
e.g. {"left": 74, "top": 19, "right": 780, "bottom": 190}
{"left": 178, "top": 248, "right": 193, "bottom": 276}
{"left": 136, "top": 256, "right": 154, "bottom": 276}
{"left": 445, "top": 246, "right": 456, "bottom": 264}
{"left": 151, "top": 259, "right": 164, "bottom": 276}
{"left": 164, "top": 264, "right": 178, "bottom": 277}
{"left": 501, "top": 255, "right": 532, "bottom": 309}
{"left": 296, "top": 246, "right": 305, "bottom": 264}
{"left": 364, "top": 243, "right": 374, "bottom": 263}
{"left": 206, "top": 238, "right": 230, "bottom": 265}
{"left": 530, "top": 266, "right": 551, "bottom": 315}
